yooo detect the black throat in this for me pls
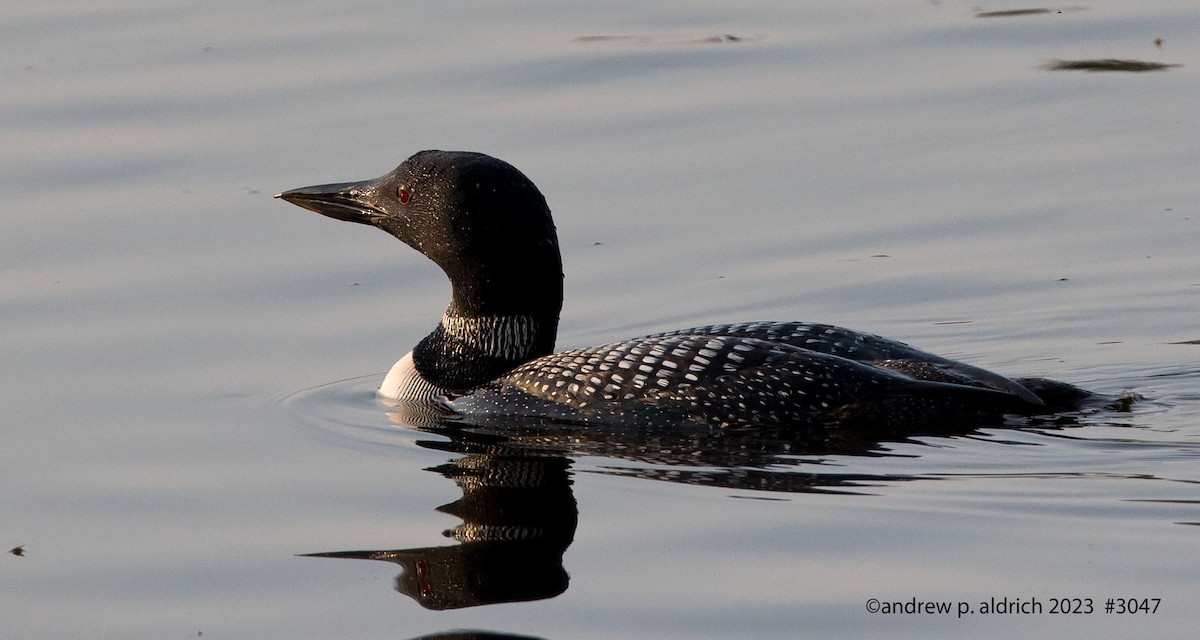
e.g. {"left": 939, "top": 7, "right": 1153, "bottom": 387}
{"left": 412, "top": 312, "right": 560, "bottom": 391}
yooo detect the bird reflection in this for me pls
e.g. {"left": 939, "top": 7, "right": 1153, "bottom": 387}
{"left": 302, "top": 385, "right": 1108, "bottom": 609}
{"left": 303, "top": 431, "right": 576, "bottom": 610}
{"left": 300, "top": 418, "right": 946, "bottom": 609}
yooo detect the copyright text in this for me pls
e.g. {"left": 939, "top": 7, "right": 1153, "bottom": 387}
{"left": 864, "top": 596, "right": 1160, "bottom": 618}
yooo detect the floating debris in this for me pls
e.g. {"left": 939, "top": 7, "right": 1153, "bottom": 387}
{"left": 977, "top": 8, "right": 1054, "bottom": 17}
{"left": 9, "top": 545, "right": 24, "bottom": 557}
{"left": 575, "top": 34, "right": 760, "bottom": 46}
{"left": 1042, "top": 59, "right": 1181, "bottom": 72}
{"left": 975, "top": 7, "right": 1088, "bottom": 18}
{"left": 1170, "top": 339, "right": 1200, "bottom": 345}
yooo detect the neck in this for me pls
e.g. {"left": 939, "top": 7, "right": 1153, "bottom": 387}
{"left": 410, "top": 310, "right": 559, "bottom": 391}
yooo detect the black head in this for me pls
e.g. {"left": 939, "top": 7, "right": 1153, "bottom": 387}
{"left": 277, "top": 150, "right": 563, "bottom": 318}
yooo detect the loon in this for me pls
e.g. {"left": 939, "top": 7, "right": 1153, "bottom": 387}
{"left": 277, "top": 150, "right": 1068, "bottom": 431}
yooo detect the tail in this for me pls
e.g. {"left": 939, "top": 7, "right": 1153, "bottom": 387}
{"left": 1011, "top": 377, "right": 1105, "bottom": 413}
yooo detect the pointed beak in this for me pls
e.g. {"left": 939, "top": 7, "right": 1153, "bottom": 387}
{"left": 275, "top": 178, "right": 386, "bottom": 226}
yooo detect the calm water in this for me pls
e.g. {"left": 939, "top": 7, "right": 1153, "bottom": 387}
{"left": 2, "top": 1, "right": 1198, "bottom": 638}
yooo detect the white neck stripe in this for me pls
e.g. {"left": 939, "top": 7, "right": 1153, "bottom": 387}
{"left": 440, "top": 313, "right": 541, "bottom": 360}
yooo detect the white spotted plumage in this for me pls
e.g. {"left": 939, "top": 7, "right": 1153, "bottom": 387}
{"left": 450, "top": 332, "right": 918, "bottom": 428}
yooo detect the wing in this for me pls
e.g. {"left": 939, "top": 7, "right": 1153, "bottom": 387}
{"left": 453, "top": 334, "right": 1020, "bottom": 430}
{"left": 644, "top": 321, "right": 1043, "bottom": 405}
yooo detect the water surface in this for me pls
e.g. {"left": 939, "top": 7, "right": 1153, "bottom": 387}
{"left": 2, "top": 1, "right": 1198, "bottom": 638}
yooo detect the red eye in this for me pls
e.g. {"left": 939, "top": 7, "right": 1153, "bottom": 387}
{"left": 398, "top": 185, "right": 411, "bottom": 204}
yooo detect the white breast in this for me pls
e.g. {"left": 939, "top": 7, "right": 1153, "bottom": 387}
{"left": 378, "top": 351, "right": 450, "bottom": 404}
